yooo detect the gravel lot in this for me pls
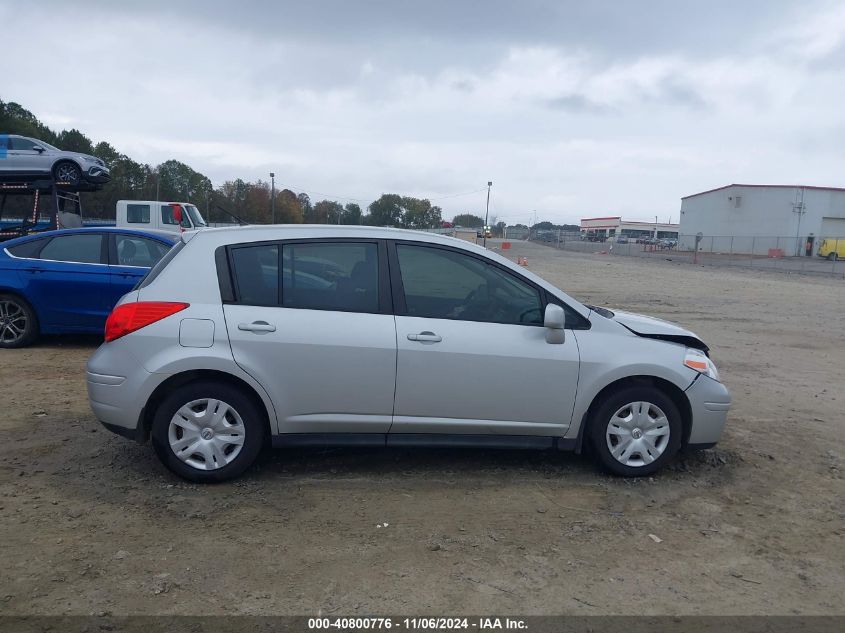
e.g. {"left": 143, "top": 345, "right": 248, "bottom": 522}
{"left": 1, "top": 239, "right": 842, "bottom": 616}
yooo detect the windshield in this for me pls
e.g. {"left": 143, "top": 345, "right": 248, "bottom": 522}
{"left": 184, "top": 204, "right": 207, "bottom": 227}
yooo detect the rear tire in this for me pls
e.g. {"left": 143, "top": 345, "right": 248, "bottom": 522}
{"left": 0, "top": 294, "right": 39, "bottom": 348}
{"left": 53, "top": 161, "right": 81, "bottom": 184}
{"left": 589, "top": 385, "right": 683, "bottom": 477}
{"left": 151, "top": 381, "right": 266, "bottom": 482}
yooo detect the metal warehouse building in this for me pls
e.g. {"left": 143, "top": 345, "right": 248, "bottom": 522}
{"left": 678, "top": 184, "right": 845, "bottom": 256}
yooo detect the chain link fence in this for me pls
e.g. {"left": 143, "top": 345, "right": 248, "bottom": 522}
{"left": 525, "top": 231, "right": 845, "bottom": 278}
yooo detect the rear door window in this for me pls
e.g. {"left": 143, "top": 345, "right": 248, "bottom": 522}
{"left": 115, "top": 235, "right": 172, "bottom": 267}
{"left": 39, "top": 234, "right": 105, "bottom": 264}
{"left": 282, "top": 242, "right": 379, "bottom": 313}
{"left": 226, "top": 241, "right": 381, "bottom": 313}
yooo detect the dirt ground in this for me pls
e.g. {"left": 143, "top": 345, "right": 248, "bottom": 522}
{"left": 0, "top": 239, "right": 842, "bottom": 616}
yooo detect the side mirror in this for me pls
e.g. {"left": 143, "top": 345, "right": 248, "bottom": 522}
{"left": 32, "top": 145, "right": 45, "bottom": 153}
{"left": 544, "top": 303, "right": 566, "bottom": 344}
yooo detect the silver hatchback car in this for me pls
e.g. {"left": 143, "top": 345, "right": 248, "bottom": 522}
{"left": 87, "top": 226, "right": 730, "bottom": 482}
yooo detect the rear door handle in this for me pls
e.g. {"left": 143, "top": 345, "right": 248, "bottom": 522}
{"left": 238, "top": 321, "right": 276, "bottom": 333}
{"left": 23, "top": 267, "right": 44, "bottom": 274}
{"left": 407, "top": 331, "right": 441, "bottom": 343}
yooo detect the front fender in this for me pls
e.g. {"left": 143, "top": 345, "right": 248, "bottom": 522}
{"left": 566, "top": 331, "right": 698, "bottom": 440}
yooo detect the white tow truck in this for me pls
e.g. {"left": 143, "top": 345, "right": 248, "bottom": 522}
{"left": 115, "top": 200, "right": 209, "bottom": 234}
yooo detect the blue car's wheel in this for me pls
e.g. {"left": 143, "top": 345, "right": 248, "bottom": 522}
{"left": 0, "top": 294, "right": 39, "bottom": 348}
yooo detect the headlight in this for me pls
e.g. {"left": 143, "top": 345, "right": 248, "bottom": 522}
{"left": 684, "top": 348, "right": 720, "bottom": 381}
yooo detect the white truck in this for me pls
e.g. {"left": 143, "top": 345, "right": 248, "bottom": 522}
{"left": 115, "top": 200, "right": 209, "bottom": 234}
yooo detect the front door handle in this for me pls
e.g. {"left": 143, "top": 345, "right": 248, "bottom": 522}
{"left": 238, "top": 321, "right": 276, "bottom": 333}
{"left": 407, "top": 331, "right": 442, "bottom": 343}
{"left": 23, "top": 267, "right": 45, "bottom": 274}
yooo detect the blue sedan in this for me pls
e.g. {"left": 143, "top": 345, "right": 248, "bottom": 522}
{"left": 0, "top": 227, "right": 177, "bottom": 347}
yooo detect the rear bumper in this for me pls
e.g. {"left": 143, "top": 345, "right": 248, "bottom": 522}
{"left": 86, "top": 343, "right": 162, "bottom": 441}
{"left": 87, "top": 370, "right": 144, "bottom": 436}
{"left": 684, "top": 375, "right": 731, "bottom": 445}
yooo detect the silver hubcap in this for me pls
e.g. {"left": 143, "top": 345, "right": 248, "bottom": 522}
{"left": 0, "top": 300, "right": 27, "bottom": 343}
{"left": 168, "top": 398, "right": 246, "bottom": 471}
{"left": 606, "top": 401, "right": 670, "bottom": 467}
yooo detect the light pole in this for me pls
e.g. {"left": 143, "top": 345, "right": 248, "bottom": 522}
{"left": 270, "top": 172, "right": 276, "bottom": 224}
{"left": 793, "top": 187, "right": 806, "bottom": 256}
{"left": 483, "top": 181, "right": 492, "bottom": 247}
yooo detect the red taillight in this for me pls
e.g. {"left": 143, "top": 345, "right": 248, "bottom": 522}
{"left": 104, "top": 302, "right": 189, "bottom": 342}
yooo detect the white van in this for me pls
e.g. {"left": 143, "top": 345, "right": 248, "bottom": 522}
{"left": 116, "top": 200, "right": 208, "bottom": 234}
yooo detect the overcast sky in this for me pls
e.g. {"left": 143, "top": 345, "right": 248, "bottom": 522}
{"left": 3, "top": 0, "right": 845, "bottom": 224}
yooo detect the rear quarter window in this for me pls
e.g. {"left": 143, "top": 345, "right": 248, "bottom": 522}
{"left": 6, "top": 238, "right": 49, "bottom": 259}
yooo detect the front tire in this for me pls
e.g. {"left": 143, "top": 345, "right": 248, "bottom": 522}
{"left": 0, "top": 294, "right": 39, "bottom": 348}
{"left": 53, "top": 161, "right": 82, "bottom": 184}
{"left": 151, "top": 381, "right": 266, "bottom": 482}
{"left": 589, "top": 385, "right": 683, "bottom": 476}
{"left": 827, "top": 252, "right": 838, "bottom": 261}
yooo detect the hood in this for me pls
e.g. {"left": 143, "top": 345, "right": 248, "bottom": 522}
{"left": 599, "top": 308, "right": 709, "bottom": 354}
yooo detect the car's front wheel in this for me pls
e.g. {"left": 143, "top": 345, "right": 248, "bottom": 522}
{"left": 827, "top": 252, "right": 838, "bottom": 261}
{"left": 53, "top": 161, "right": 82, "bottom": 184}
{"left": 589, "top": 385, "right": 682, "bottom": 476}
{"left": 151, "top": 381, "right": 266, "bottom": 482}
{"left": 0, "top": 294, "right": 39, "bottom": 348}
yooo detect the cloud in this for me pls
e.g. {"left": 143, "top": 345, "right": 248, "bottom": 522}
{"left": 2, "top": 0, "right": 844, "bottom": 224}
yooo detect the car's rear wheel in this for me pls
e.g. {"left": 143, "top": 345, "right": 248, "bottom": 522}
{"left": 589, "top": 385, "right": 682, "bottom": 476}
{"left": 828, "top": 252, "right": 838, "bottom": 261}
{"left": 151, "top": 381, "right": 266, "bottom": 482}
{"left": 53, "top": 161, "right": 81, "bottom": 184}
{"left": 0, "top": 294, "right": 39, "bottom": 348}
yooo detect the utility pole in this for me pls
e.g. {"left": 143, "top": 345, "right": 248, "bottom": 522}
{"left": 792, "top": 187, "right": 807, "bottom": 256}
{"left": 655, "top": 215, "right": 658, "bottom": 239}
{"left": 483, "top": 181, "right": 492, "bottom": 247}
{"left": 270, "top": 172, "right": 276, "bottom": 224}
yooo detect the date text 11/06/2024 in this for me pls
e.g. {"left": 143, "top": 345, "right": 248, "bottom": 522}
{"left": 308, "top": 618, "right": 528, "bottom": 630}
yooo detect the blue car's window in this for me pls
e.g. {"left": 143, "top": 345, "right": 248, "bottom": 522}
{"left": 39, "top": 234, "right": 103, "bottom": 264}
{"left": 6, "top": 238, "right": 49, "bottom": 259}
{"left": 137, "top": 239, "right": 184, "bottom": 289}
{"left": 115, "top": 235, "right": 171, "bottom": 267}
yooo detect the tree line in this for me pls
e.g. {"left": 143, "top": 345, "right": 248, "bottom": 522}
{"left": 1, "top": 99, "right": 578, "bottom": 232}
